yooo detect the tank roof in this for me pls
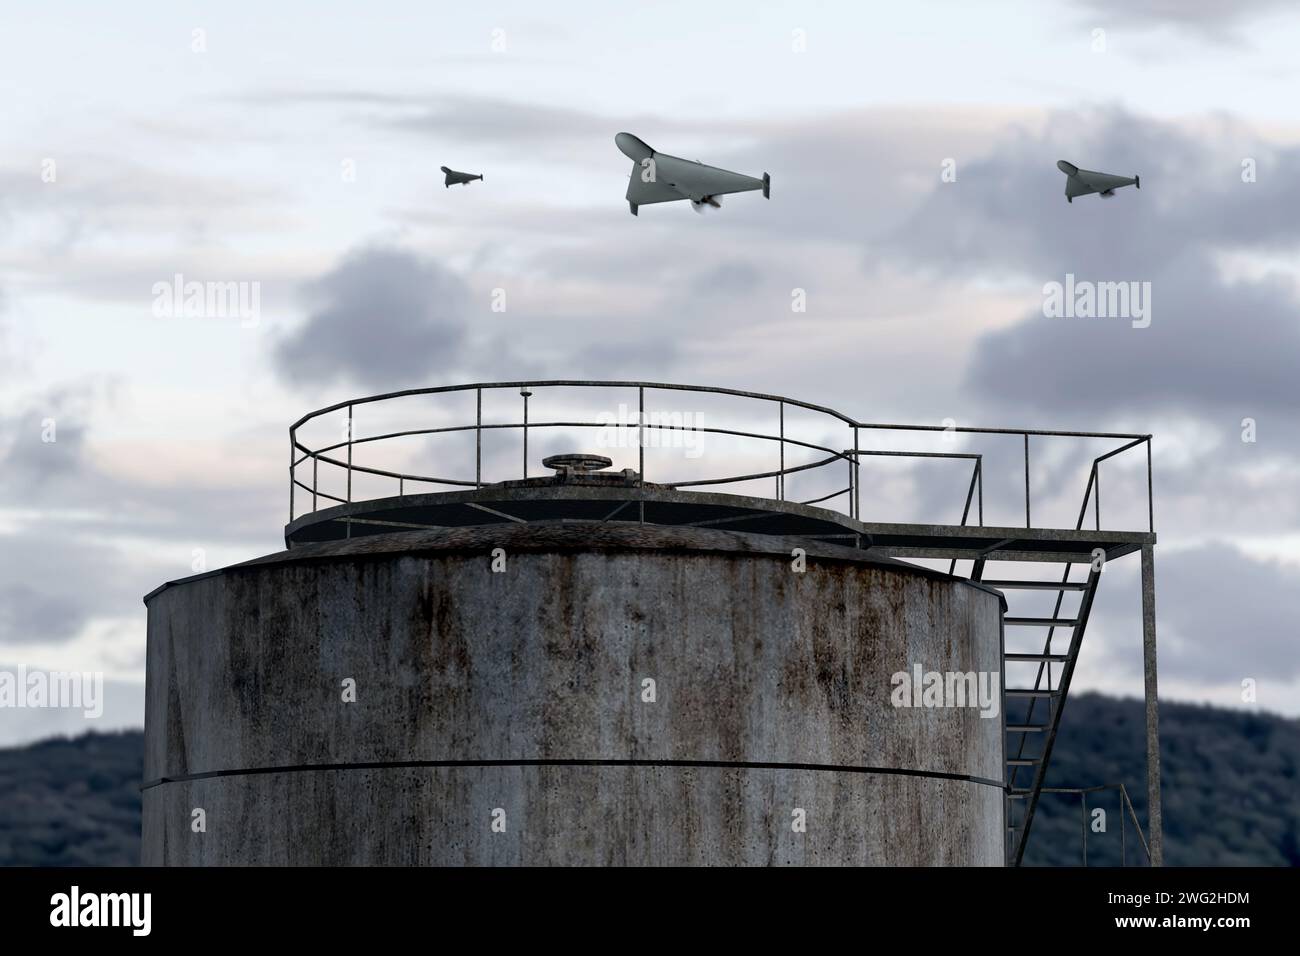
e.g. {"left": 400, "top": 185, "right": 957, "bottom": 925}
{"left": 144, "top": 522, "right": 1006, "bottom": 609}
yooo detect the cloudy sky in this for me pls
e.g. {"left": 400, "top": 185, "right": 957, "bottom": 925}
{"left": 2, "top": 0, "right": 1299, "bottom": 746}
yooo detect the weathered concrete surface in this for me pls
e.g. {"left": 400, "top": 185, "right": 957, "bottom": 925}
{"left": 143, "top": 767, "right": 1000, "bottom": 866}
{"left": 143, "top": 523, "right": 1004, "bottom": 865}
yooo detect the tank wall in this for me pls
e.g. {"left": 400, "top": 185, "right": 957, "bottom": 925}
{"left": 142, "top": 526, "right": 1004, "bottom": 865}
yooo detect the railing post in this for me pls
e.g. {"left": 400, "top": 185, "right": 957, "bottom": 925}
{"left": 778, "top": 401, "right": 785, "bottom": 501}
{"left": 1080, "top": 792, "right": 1088, "bottom": 866}
{"left": 1120, "top": 786, "right": 1127, "bottom": 866}
{"left": 312, "top": 455, "right": 318, "bottom": 512}
{"left": 638, "top": 386, "right": 646, "bottom": 524}
{"left": 288, "top": 435, "right": 295, "bottom": 522}
{"left": 520, "top": 387, "right": 532, "bottom": 478}
{"left": 977, "top": 458, "right": 984, "bottom": 526}
{"left": 853, "top": 425, "right": 860, "bottom": 520}
{"left": 1147, "top": 437, "right": 1154, "bottom": 533}
{"left": 476, "top": 387, "right": 482, "bottom": 488}
{"left": 847, "top": 453, "right": 853, "bottom": 518}
{"left": 345, "top": 405, "right": 354, "bottom": 540}
{"left": 1095, "top": 466, "right": 1101, "bottom": 530}
{"left": 1023, "top": 433, "right": 1031, "bottom": 528}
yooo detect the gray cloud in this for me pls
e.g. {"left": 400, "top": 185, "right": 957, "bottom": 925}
{"left": 571, "top": 336, "right": 684, "bottom": 378}
{"left": 882, "top": 110, "right": 1300, "bottom": 280}
{"left": 0, "top": 285, "right": 9, "bottom": 376}
{"left": 875, "top": 110, "right": 1300, "bottom": 421}
{"left": 0, "top": 391, "right": 170, "bottom": 648}
{"left": 689, "top": 262, "right": 764, "bottom": 298}
{"left": 383, "top": 97, "right": 616, "bottom": 147}
{"left": 240, "top": 89, "right": 749, "bottom": 153}
{"left": 1156, "top": 433, "right": 1300, "bottom": 536}
{"left": 1072, "top": 0, "right": 1293, "bottom": 41}
{"left": 274, "top": 247, "right": 475, "bottom": 391}
{"left": 1094, "top": 543, "right": 1300, "bottom": 684}
{"left": 966, "top": 257, "right": 1300, "bottom": 419}
{"left": 0, "top": 533, "right": 138, "bottom": 647}
{"left": 0, "top": 385, "right": 283, "bottom": 654}
{"left": 0, "top": 163, "right": 284, "bottom": 261}
{"left": 0, "top": 389, "right": 93, "bottom": 487}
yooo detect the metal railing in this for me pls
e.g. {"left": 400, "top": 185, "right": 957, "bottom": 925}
{"left": 1024, "top": 784, "right": 1152, "bottom": 866}
{"left": 289, "top": 380, "right": 1154, "bottom": 534}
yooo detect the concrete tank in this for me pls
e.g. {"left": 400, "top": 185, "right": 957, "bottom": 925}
{"left": 142, "top": 520, "right": 1006, "bottom": 865}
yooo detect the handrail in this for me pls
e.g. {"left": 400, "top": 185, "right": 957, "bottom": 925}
{"left": 287, "top": 381, "right": 1154, "bottom": 536}
{"left": 1027, "top": 783, "right": 1152, "bottom": 866}
{"left": 289, "top": 380, "right": 860, "bottom": 433}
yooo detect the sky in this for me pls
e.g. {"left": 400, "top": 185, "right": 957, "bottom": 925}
{"left": 1, "top": 0, "right": 1299, "bottom": 746}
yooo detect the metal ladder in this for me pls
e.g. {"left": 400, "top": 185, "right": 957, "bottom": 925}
{"left": 981, "top": 563, "right": 1102, "bottom": 866}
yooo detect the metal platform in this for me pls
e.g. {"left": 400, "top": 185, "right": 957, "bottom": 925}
{"left": 285, "top": 380, "right": 1162, "bottom": 866}
{"left": 288, "top": 484, "right": 1152, "bottom": 563}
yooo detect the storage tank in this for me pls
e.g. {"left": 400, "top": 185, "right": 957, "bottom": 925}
{"left": 142, "top": 383, "right": 1007, "bottom": 866}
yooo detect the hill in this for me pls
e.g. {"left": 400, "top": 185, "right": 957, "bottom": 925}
{"left": 0, "top": 730, "right": 141, "bottom": 866}
{"left": 1023, "top": 692, "right": 1300, "bottom": 866}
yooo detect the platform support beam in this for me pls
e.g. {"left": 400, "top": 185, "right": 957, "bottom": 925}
{"left": 1141, "top": 543, "right": 1162, "bottom": 866}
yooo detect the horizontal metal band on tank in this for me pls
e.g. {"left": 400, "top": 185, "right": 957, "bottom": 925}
{"left": 141, "top": 758, "right": 1007, "bottom": 793}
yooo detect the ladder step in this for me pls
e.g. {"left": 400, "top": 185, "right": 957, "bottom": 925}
{"left": 1005, "top": 689, "right": 1059, "bottom": 698}
{"left": 1006, "top": 724, "right": 1049, "bottom": 733}
{"left": 1006, "top": 616, "right": 1078, "bottom": 627}
{"left": 1006, "top": 758, "right": 1039, "bottom": 766}
{"left": 983, "top": 580, "right": 1089, "bottom": 591}
{"left": 1005, "top": 653, "right": 1071, "bottom": 663}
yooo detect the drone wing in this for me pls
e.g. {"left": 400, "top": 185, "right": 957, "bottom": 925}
{"left": 626, "top": 169, "right": 687, "bottom": 208}
{"left": 1065, "top": 174, "right": 1091, "bottom": 200}
{"left": 654, "top": 153, "right": 768, "bottom": 201}
{"left": 1076, "top": 169, "right": 1137, "bottom": 193}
